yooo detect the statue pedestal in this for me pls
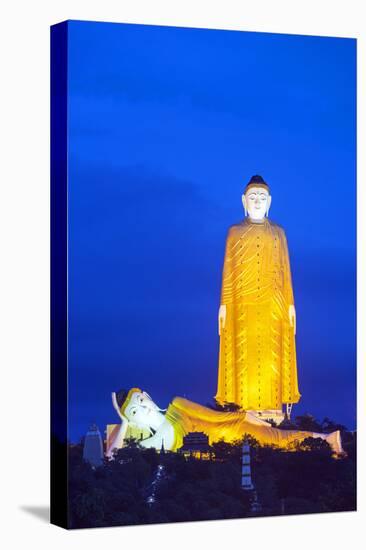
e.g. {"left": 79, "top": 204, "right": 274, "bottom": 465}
{"left": 247, "top": 409, "right": 285, "bottom": 426}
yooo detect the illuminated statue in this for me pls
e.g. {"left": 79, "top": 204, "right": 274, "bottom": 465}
{"left": 216, "top": 175, "right": 300, "bottom": 422}
{"left": 106, "top": 388, "right": 343, "bottom": 457}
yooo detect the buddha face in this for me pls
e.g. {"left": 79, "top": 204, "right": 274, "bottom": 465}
{"left": 242, "top": 186, "right": 272, "bottom": 220}
{"left": 123, "top": 390, "right": 165, "bottom": 431}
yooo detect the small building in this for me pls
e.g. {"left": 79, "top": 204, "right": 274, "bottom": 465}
{"left": 178, "top": 432, "right": 212, "bottom": 460}
{"left": 83, "top": 424, "right": 104, "bottom": 468}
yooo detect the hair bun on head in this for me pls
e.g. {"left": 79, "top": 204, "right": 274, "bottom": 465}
{"left": 244, "top": 174, "right": 270, "bottom": 193}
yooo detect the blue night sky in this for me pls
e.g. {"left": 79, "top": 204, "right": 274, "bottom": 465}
{"left": 66, "top": 20, "right": 356, "bottom": 442}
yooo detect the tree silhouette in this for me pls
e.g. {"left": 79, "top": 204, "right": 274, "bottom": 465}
{"left": 67, "top": 415, "right": 356, "bottom": 528}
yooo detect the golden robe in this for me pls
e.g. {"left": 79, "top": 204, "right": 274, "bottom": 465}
{"left": 165, "top": 398, "right": 341, "bottom": 454}
{"left": 216, "top": 218, "right": 301, "bottom": 410}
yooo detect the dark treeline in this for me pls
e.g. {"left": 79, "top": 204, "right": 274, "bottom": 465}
{"left": 67, "top": 415, "right": 356, "bottom": 529}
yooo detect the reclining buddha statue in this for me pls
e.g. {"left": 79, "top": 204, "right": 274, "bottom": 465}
{"left": 106, "top": 388, "right": 343, "bottom": 457}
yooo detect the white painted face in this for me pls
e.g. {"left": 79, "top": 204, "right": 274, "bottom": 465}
{"left": 123, "top": 390, "right": 165, "bottom": 431}
{"left": 242, "top": 186, "right": 272, "bottom": 221}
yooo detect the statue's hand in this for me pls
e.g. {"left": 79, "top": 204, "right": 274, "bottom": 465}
{"left": 289, "top": 305, "right": 296, "bottom": 335}
{"left": 218, "top": 304, "right": 227, "bottom": 335}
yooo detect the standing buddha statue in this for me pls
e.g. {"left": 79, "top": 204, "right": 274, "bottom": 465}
{"left": 216, "top": 175, "right": 301, "bottom": 422}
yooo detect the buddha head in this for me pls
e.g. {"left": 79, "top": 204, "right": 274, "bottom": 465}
{"left": 113, "top": 387, "right": 165, "bottom": 433}
{"left": 242, "top": 175, "right": 271, "bottom": 221}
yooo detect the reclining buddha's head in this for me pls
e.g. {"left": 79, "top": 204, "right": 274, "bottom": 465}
{"left": 115, "top": 387, "right": 165, "bottom": 431}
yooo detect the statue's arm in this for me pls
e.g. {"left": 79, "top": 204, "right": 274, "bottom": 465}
{"left": 106, "top": 422, "right": 128, "bottom": 457}
{"left": 219, "top": 230, "right": 234, "bottom": 334}
{"left": 106, "top": 392, "right": 129, "bottom": 457}
{"left": 280, "top": 230, "right": 296, "bottom": 334}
